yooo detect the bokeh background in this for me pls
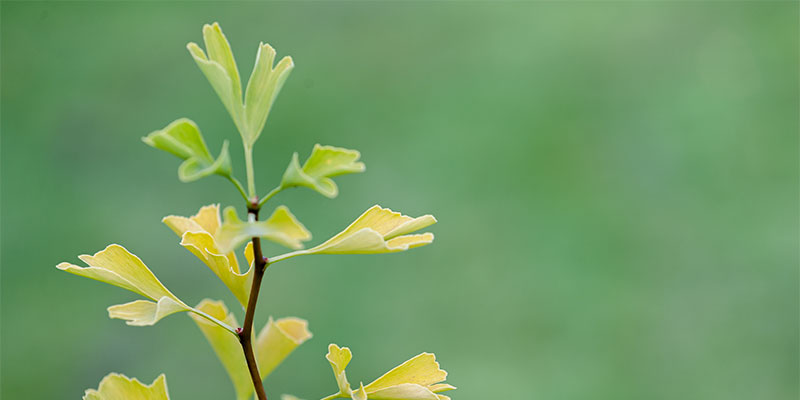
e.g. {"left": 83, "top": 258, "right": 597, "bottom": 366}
{"left": 2, "top": 2, "right": 798, "bottom": 399}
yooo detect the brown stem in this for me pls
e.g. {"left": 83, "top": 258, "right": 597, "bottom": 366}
{"left": 238, "top": 204, "right": 269, "bottom": 400}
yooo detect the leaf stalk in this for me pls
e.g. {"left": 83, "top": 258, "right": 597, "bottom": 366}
{"left": 257, "top": 185, "right": 282, "bottom": 208}
{"left": 244, "top": 145, "right": 257, "bottom": 200}
{"left": 227, "top": 176, "right": 249, "bottom": 201}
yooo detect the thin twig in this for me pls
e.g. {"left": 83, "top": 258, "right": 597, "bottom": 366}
{"left": 238, "top": 205, "right": 269, "bottom": 400}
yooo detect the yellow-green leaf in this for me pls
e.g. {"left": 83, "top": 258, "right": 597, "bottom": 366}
{"left": 187, "top": 23, "right": 245, "bottom": 133}
{"left": 202, "top": 22, "right": 242, "bottom": 98}
{"left": 254, "top": 316, "right": 313, "bottom": 378}
{"left": 190, "top": 300, "right": 251, "bottom": 400}
{"left": 271, "top": 206, "right": 435, "bottom": 263}
{"left": 280, "top": 144, "right": 365, "bottom": 198}
{"left": 107, "top": 297, "right": 187, "bottom": 326}
{"left": 243, "top": 42, "right": 294, "bottom": 146}
{"left": 181, "top": 231, "right": 252, "bottom": 306}
{"left": 190, "top": 299, "right": 312, "bottom": 400}
{"left": 187, "top": 23, "right": 293, "bottom": 147}
{"left": 163, "top": 205, "right": 252, "bottom": 307}
{"left": 216, "top": 205, "right": 311, "bottom": 254}
{"left": 363, "top": 353, "right": 454, "bottom": 399}
{"left": 311, "top": 205, "right": 435, "bottom": 254}
{"left": 323, "top": 344, "right": 353, "bottom": 399}
{"left": 322, "top": 344, "right": 454, "bottom": 400}
{"left": 142, "top": 118, "right": 232, "bottom": 182}
{"left": 56, "top": 244, "right": 175, "bottom": 300}
{"left": 57, "top": 243, "right": 236, "bottom": 333}
{"left": 83, "top": 373, "right": 170, "bottom": 400}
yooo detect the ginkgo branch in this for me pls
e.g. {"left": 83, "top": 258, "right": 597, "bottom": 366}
{"left": 238, "top": 203, "right": 270, "bottom": 400}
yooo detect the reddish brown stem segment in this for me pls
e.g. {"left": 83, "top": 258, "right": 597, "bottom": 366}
{"left": 238, "top": 205, "right": 269, "bottom": 400}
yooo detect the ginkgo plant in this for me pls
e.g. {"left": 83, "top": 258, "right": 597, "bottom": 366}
{"left": 58, "top": 22, "right": 454, "bottom": 400}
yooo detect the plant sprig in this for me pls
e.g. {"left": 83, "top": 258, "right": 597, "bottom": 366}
{"left": 59, "top": 22, "right": 454, "bottom": 400}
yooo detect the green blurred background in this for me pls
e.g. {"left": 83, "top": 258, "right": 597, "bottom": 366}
{"left": 2, "top": 1, "right": 797, "bottom": 399}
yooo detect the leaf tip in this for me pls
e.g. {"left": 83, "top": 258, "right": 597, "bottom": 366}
{"left": 55, "top": 262, "right": 72, "bottom": 271}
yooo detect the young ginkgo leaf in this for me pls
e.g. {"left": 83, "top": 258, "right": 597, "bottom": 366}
{"left": 280, "top": 144, "right": 365, "bottom": 198}
{"left": 189, "top": 300, "right": 251, "bottom": 400}
{"left": 83, "top": 373, "right": 170, "bottom": 400}
{"left": 254, "top": 316, "right": 313, "bottom": 379}
{"left": 190, "top": 299, "right": 312, "bottom": 400}
{"left": 324, "top": 344, "right": 353, "bottom": 398}
{"left": 56, "top": 244, "right": 191, "bottom": 326}
{"left": 187, "top": 23, "right": 245, "bottom": 134}
{"left": 215, "top": 205, "right": 311, "bottom": 254}
{"left": 322, "top": 345, "right": 455, "bottom": 400}
{"left": 56, "top": 244, "right": 235, "bottom": 333}
{"left": 106, "top": 297, "right": 187, "bottom": 327}
{"left": 188, "top": 22, "right": 293, "bottom": 147}
{"left": 244, "top": 42, "right": 294, "bottom": 146}
{"left": 270, "top": 205, "right": 435, "bottom": 263}
{"left": 162, "top": 204, "right": 253, "bottom": 307}
{"left": 363, "top": 353, "right": 455, "bottom": 400}
{"left": 142, "top": 118, "right": 232, "bottom": 182}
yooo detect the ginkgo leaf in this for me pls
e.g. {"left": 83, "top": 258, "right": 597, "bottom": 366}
{"left": 202, "top": 23, "right": 241, "bottom": 96}
{"left": 142, "top": 118, "right": 232, "bottom": 182}
{"left": 322, "top": 345, "right": 454, "bottom": 400}
{"left": 216, "top": 205, "right": 311, "bottom": 254}
{"left": 280, "top": 144, "right": 365, "bottom": 198}
{"left": 254, "top": 316, "right": 313, "bottom": 378}
{"left": 270, "top": 206, "right": 435, "bottom": 263}
{"left": 56, "top": 244, "right": 191, "bottom": 326}
{"left": 323, "top": 344, "right": 353, "bottom": 399}
{"left": 363, "top": 353, "right": 454, "bottom": 400}
{"left": 56, "top": 244, "right": 234, "bottom": 333}
{"left": 190, "top": 300, "right": 251, "bottom": 400}
{"left": 190, "top": 299, "right": 312, "bottom": 400}
{"left": 188, "top": 22, "right": 293, "bottom": 147}
{"left": 310, "top": 205, "right": 435, "bottom": 254}
{"left": 107, "top": 297, "right": 187, "bottom": 326}
{"left": 181, "top": 231, "right": 252, "bottom": 305}
{"left": 281, "top": 396, "right": 304, "bottom": 400}
{"left": 83, "top": 373, "right": 170, "bottom": 400}
{"left": 187, "top": 23, "right": 245, "bottom": 133}
{"left": 163, "top": 205, "right": 252, "bottom": 307}
{"left": 364, "top": 353, "right": 447, "bottom": 393}
{"left": 243, "top": 42, "right": 294, "bottom": 147}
